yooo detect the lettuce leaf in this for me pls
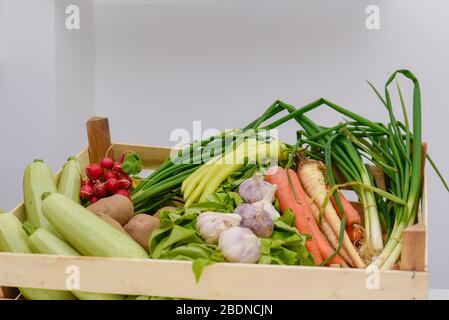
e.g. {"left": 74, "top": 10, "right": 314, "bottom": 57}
{"left": 149, "top": 207, "right": 224, "bottom": 282}
{"left": 258, "top": 209, "right": 315, "bottom": 266}
{"left": 149, "top": 196, "right": 315, "bottom": 284}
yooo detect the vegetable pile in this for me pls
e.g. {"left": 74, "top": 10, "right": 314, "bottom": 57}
{"left": 0, "top": 69, "right": 448, "bottom": 300}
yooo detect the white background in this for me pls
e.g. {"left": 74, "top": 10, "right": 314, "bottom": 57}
{"left": 1, "top": 0, "right": 448, "bottom": 289}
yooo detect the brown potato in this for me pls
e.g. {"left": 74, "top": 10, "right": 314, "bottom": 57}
{"left": 96, "top": 212, "right": 128, "bottom": 235}
{"left": 124, "top": 214, "right": 160, "bottom": 251}
{"left": 87, "top": 194, "right": 134, "bottom": 225}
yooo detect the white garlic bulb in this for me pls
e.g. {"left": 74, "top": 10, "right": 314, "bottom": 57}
{"left": 218, "top": 227, "right": 261, "bottom": 263}
{"left": 239, "top": 174, "right": 275, "bottom": 203}
{"left": 252, "top": 184, "right": 280, "bottom": 221}
{"left": 196, "top": 212, "right": 241, "bottom": 244}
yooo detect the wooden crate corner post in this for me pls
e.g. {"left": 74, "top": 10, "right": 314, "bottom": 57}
{"left": 86, "top": 117, "right": 112, "bottom": 163}
{"left": 400, "top": 223, "right": 426, "bottom": 272}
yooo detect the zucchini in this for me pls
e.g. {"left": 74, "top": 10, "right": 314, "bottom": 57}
{"left": 0, "top": 213, "right": 76, "bottom": 300}
{"left": 42, "top": 193, "right": 148, "bottom": 259}
{"left": 23, "top": 159, "right": 58, "bottom": 233}
{"left": 58, "top": 156, "right": 81, "bottom": 203}
{"left": 24, "top": 223, "right": 124, "bottom": 300}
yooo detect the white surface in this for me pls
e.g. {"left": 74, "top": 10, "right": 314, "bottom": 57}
{"left": 0, "top": 0, "right": 448, "bottom": 289}
{"left": 428, "top": 289, "right": 449, "bottom": 300}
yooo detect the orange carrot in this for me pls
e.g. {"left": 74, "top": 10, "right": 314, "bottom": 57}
{"left": 330, "top": 192, "right": 364, "bottom": 243}
{"left": 346, "top": 224, "right": 365, "bottom": 243}
{"left": 307, "top": 194, "right": 355, "bottom": 267}
{"left": 298, "top": 160, "right": 366, "bottom": 268}
{"left": 266, "top": 167, "right": 322, "bottom": 265}
{"left": 330, "top": 192, "right": 362, "bottom": 226}
{"left": 266, "top": 166, "right": 346, "bottom": 267}
{"left": 286, "top": 168, "right": 347, "bottom": 267}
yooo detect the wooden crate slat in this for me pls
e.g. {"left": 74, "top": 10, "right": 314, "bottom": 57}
{"left": 0, "top": 252, "right": 427, "bottom": 300}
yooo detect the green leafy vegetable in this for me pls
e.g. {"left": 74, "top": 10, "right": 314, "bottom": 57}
{"left": 121, "top": 152, "right": 143, "bottom": 175}
{"left": 258, "top": 209, "right": 315, "bottom": 266}
{"left": 149, "top": 208, "right": 224, "bottom": 282}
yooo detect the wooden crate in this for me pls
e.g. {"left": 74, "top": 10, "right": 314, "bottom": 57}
{"left": 0, "top": 118, "right": 428, "bottom": 300}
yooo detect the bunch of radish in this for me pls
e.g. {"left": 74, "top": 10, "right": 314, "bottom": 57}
{"left": 79, "top": 154, "right": 132, "bottom": 205}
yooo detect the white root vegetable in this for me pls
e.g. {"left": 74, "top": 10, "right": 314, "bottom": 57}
{"left": 298, "top": 160, "right": 365, "bottom": 268}
{"left": 307, "top": 195, "right": 354, "bottom": 267}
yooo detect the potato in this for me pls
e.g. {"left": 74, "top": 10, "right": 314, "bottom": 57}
{"left": 96, "top": 212, "right": 128, "bottom": 235}
{"left": 87, "top": 194, "right": 134, "bottom": 225}
{"left": 124, "top": 214, "right": 160, "bottom": 250}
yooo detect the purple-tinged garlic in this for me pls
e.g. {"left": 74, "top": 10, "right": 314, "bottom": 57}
{"left": 239, "top": 174, "right": 275, "bottom": 204}
{"left": 218, "top": 227, "right": 261, "bottom": 263}
{"left": 234, "top": 202, "right": 274, "bottom": 238}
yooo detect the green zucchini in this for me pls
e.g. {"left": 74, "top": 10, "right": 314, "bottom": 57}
{"left": 42, "top": 193, "right": 148, "bottom": 259}
{"left": 0, "top": 214, "right": 76, "bottom": 300}
{"left": 24, "top": 223, "right": 124, "bottom": 300}
{"left": 58, "top": 156, "right": 81, "bottom": 203}
{"left": 23, "top": 159, "right": 58, "bottom": 233}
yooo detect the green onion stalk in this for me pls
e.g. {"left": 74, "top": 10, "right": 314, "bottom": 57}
{"left": 253, "top": 100, "right": 386, "bottom": 256}
{"left": 365, "top": 70, "right": 424, "bottom": 269}
{"left": 247, "top": 70, "right": 447, "bottom": 267}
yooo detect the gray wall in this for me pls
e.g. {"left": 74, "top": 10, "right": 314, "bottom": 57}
{"left": 0, "top": 0, "right": 94, "bottom": 208}
{"left": 1, "top": 0, "right": 448, "bottom": 289}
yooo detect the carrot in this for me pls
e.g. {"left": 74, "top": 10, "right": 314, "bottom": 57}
{"left": 286, "top": 168, "right": 347, "bottom": 267}
{"left": 266, "top": 166, "right": 346, "bottom": 267}
{"left": 346, "top": 224, "right": 365, "bottom": 244}
{"left": 330, "top": 192, "right": 364, "bottom": 243}
{"left": 307, "top": 194, "right": 355, "bottom": 267}
{"left": 266, "top": 167, "right": 322, "bottom": 265}
{"left": 330, "top": 192, "right": 362, "bottom": 226}
{"left": 298, "top": 160, "right": 366, "bottom": 268}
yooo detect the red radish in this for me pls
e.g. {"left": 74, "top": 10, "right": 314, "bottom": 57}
{"left": 101, "top": 157, "right": 114, "bottom": 169}
{"left": 118, "top": 178, "right": 131, "bottom": 190}
{"left": 106, "top": 178, "right": 120, "bottom": 192}
{"left": 93, "top": 182, "right": 108, "bottom": 198}
{"left": 81, "top": 179, "right": 94, "bottom": 187}
{"left": 89, "top": 196, "right": 99, "bottom": 204}
{"left": 86, "top": 163, "right": 104, "bottom": 181}
{"left": 112, "top": 162, "right": 123, "bottom": 175}
{"left": 104, "top": 171, "right": 117, "bottom": 181}
{"left": 118, "top": 152, "right": 127, "bottom": 164}
{"left": 80, "top": 184, "right": 94, "bottom": 200}
{"left": 115, "top": 189, "right": 130, "bottom": 198}
{"left": 119, "top": 173, "right": 132, "bottom": 184}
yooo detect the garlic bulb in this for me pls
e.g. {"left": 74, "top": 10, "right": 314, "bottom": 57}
{"left": 253, "top": 184, "right": 280, "bottom": 221}
{"left": 196, "top": 212, "right": 241, "bottom": 244}
{"left": 239, "top": 174, "right": 275, "bottom": 203}
{"left": 234, "top": 202, "right": 274, "bottom": 238}
{"left": 219, "top": 227, "right": 261, "bottom": 263}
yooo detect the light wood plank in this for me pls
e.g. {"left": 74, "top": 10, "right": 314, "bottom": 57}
{"left": 0, "top": 253, "right": 427, "bottom": 300}
{"left": 400, "top": 223, "right": 426, "bottom": 272}
{"left": 111, "top": 143, "right": 172, "bottom": 169}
